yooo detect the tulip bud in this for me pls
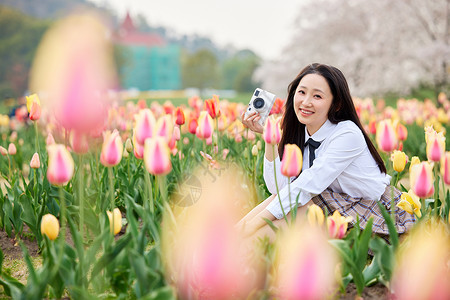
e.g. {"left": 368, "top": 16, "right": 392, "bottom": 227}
{"left": 263, "top": 117, "right": 281, "bottom": 145}
{"left": 26, "top": 94, "right": 40, "bottom": 113}
{"left": 47, "top": 144, "right": 74, "bottom": 185}
{"left": 410, "top": 162, "right": 434, "bottom": 198}
{"left": 8, "top": 143, "right": 16, "bottom": 155}
{"left": 41, "top": 214, "right": 60, "bottom": 240}
{"left": 204, "top": 96, "right": 221, "bottom": 119}
{"left": 392, "top": 150, "right": 407, "bottom": 172}
{"left": 376, "top": 119, "right": 398, "bottom": 152}
{"left": 368, "top": 119, "right": 377, "bottom": 135}
{"left": 396, "top": 123, "right": 408, "bottom": 141}
{"left": 307, "top": 204, "right": 325, "bottom": 226}
{"left": 426, "top": 131, "right": 445, "bottom": 162}
{"left": 30, "top": 152, "right": 40, "bottom": 169}
{"left": 251, "top": 145, "right": 258, "bottom": 156}
{"left": 46, "top": 133, "right": 56, "bottom": 145}
{"left": 409, "top": 156, "right": 420, "bottom": 172}
{"left": 256, "top": 140, "right": 262, "bottom": 150}
{"left": 134, "top": 108, "right": 155, "bottom": 145}
{"left": 188, "top": 118, "right": 198, "bottom": 135}
{"left": 144, "top": 137, "right": 172, "bottom": 175}
{"left": 9, "top": 131, "right": 17, "bottom": 142}
{"left": 155, "top": 114, "right": 173, "bottom": 143}
{"left": 441, "top": 152, "right": 450, "bottom": 186}
{"left": 100, "top": 130, "right": 123, "bottom": 167}
{"left": 125, "top": 138, "right": 133, "bottom": 153}
{"left": 107, "top": 208, "right": 122, "bottom": 235}
{"left": 29, "top": 100, "right": 42, "bottom": 121}
{"left": 174, "top": 107, "right": 185, "bottom": 125}
{"left": 173, "top": 125, "right": 181, "bottom": 141}
{"left": 280, "top": 144, "right": 302, "bottom": 178}
{"left": 196, "top": 111, "right": 214, "bottom": 139}
{"left": 222, "top": 148, "right": 230, "bottom": 160}
{"left": 0, "top": 146, "right": 7, "bottom": 156}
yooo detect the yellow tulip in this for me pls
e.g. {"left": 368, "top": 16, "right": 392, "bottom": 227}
{"left": 397, "top": 190, "right": 421, "bottom": 218}
{"left": 280, "top": 144, "right": 303, "bottom": 178}
{"left": 41, "top": 214, "right": 60, "bottom": 240}
{"left": 409, "top": 156, "right": 420, "bottom": 172}
{"left": 307, "top": 204, "right": 325, "bottom": 226}
{"left": 392, "top": 150, "right": 407, "bottom": 172}
{"left": 107, "top": 208, "right": 122, "bottom": 235}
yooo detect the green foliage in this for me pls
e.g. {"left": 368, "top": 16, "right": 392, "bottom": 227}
{"left": 221, "top": 50, "right": 261, "bottom": 93}
{"left": 181, "top": 48, "right": 221, "bottom": 90}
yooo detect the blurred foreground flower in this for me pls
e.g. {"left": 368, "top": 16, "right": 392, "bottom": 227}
{"left": 41, "top": 214, "right": 60, "bottom": 240}
{"left": 174, "top": 107, "right": 185, "bottom": 125}
{"left": 8, "top": 143, "right": 16, "bottom": 155}
{"left": 442, "top": 152, "right": 450, "bottom": 185}
{"left": 271, "top": 223, "right": 338, "bottom": 299}
{"left": 134, "top": 109, "right": 156, "bottom": 145}
{"left": 281, "top": 144, "right": 302, "bottom": 178}
{"left": 47, "top": 144, "right": 74, "bottom": 185}
{"left": 307, "top": 204, "right": 325, "bottom": 226}
{"left": 410, "top": 162, "right": 434, "bottom": 198}
{"left": 391, "top": 218, "right": 450, "bottom": 299}
{"left": 162, "top": 167, "right": 262, "bottom": 299}
{"left": 107, "top": 208, "right": 122, "bottom": 235}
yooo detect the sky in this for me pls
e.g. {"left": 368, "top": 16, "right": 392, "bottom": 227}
{"left": 88, "top": 0, "right": 301, "bottom": 60}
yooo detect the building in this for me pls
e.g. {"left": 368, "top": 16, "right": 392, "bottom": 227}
{"left": 114, "top": 12, "right": 181, "bottom": 91}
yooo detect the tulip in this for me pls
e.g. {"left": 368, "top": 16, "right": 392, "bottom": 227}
{"left": 188, "top": 118, "right": 198, "bottom": 135}
{"left": 327, "top": 210, "right": 352, "bottom": 239}
{"left": 397, "top": 190, "right": 421, "bottom": 218}
{"left": 410, "top": 162, "right": 434, "bottom": 198}
{"left": 0, "top": 146, "right": 7, "bottom": 156}
{"left": 196, "top": 111, "right": 214, "bottom": 139}
{"left": 30, "top": 152, "right": 40, "bottom": 169}
{"left": 100, "top": 130, "right": 123, "bottom": 167}
{"left": 307, "top": 204, "right": 325, "bottom": 226}
{"left": 272, "top": 223, "right": 338, "bottom": 300}
{"left": 396, "top": 123, "right": 408, "bottom": 141}
{"left": 8, "top": 143, "right": 16, "bottom": 155}
{"left": 70, "top": 130, "right": 89, "bottom": 154}
{"left": 155, "top": 114, "right": 173, "bottom": 143}
{"left": 125, "top": 138, "right": 133, "bottom": 153}
{"left": 134, "top": 108, "right": 155, "bottom": 145}
{"left": 26, "top": 94, "right": 41, "bottom": 113}
{"left": 47, "top": 144, "right": 74, "bottom": 185}
{"left": 174, "top": 107, "right": 185, "bottom": 125}
{"left": 409, "top": 156, "right": 420, "bottom": 172}
{"left": 9, "top": 131, "right": 17, "bottom": 142}
{"left": 41, "top": 213, "right": 60, "bottom": 240}
{"left": 29, "top": 100, "right": 42, "bottom": 121}
{"left": 251, "top": 145, "right": 258, "bottom": 156}
{"left": 368, "top": 119, "right": 377, "bottom": 135}
{"left": 107, "top": 208, "right": 122, "bottom": 235}
{"left": 426, "top": 131, "right": 445, "bottom": 162}
{"left": 173, "top": 125, "right": 181, "bottom": 141}
{"left": 376, "top": 119, "right": 397, "bottom": 152}
{"left": 204, "top": 95, "right": 221, "bottom": 119}
{"left": 144, "top": 137, "right": 172, "bottom": 175}
{"left": 46, "top": 133, "right": 55, "bottom": 145}
{"left": 132, "top": 130, "right": 144, "bottom": 159}
{"left": 392, "top": 150, "right": 407, "bottom": 172}
{"left": 263, "top": 117, "right": 281, "bottom": 145}
{"left": 280, "top": 144, "right": 303, "bottom": 178}
{"left": 441, "top": 152, "right": 450, "bottom": 185}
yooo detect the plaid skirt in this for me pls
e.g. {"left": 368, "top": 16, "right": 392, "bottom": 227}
{"left": 311, "top": 186, "right": 416, "bottom": 235}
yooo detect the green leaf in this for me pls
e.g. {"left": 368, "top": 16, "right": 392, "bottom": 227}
{"left": 356, "top": 217, "right": 373, "bottom": 271}
{"left": 263, "top": 218, "right": 278, "bottom": 233}
{"left": 376, "top": 202, "right": 398, "bottom": 249}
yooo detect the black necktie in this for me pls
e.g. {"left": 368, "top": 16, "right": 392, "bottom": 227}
{"left": 305, "top": 138, "right": 321, "bottom": 167}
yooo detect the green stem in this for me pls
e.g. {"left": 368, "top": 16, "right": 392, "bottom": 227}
{"left": 144, "top": 170, "right": 154, "bottom": 214}
{"left": 78, "top": 155, "right": 84, "bottom": 241}
{"left": 272, "top": 144, "right": 288, "bottom": 223}
{"left": 215, "top": 118, "right": 220, "bottom": 152}
{"left": 108, "top": 167, "right": 115, "bottom": 235}
{"left": 34, "top": 121, "right": 40, "bottom": 154}
{"left": 390, "top": 185, "right": 395, "bottom": 222}
{"left": 433, "top": 163, "right": 440, "bottom": 215}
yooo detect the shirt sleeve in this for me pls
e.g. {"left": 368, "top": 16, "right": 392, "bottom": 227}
{"left": 263, "top": 155, "right": 289, "bottom": 195}
{"left": 266, "top": 128, "right": 367, "bottom": 219}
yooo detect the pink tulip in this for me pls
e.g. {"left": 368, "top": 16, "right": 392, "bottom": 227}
{"left": 132, "top": 130, "right": 144, "bottom": 159}
{"left": 222, "top": 149, "right": 230, "bottom": 160}
{"left": 396, "top": 123, "right": 408, "bottom": 141}
{"left": 281, "top": 144, "right": 303, "bottom": 178}
{"left": 100, "top": 130, "right": 123, "bottom": 167}
{"left": 173, "top": 125, "right": 181, "bottom": 141}
{"left": 29, "top": 100, "right": 41, "bottom": 121}
{"left": 144, "top": 137, "right": 172, "bottom": 175}
{"left": 30, "top": 152, "right": 40, "bottom": 169}
{"left": 426, "top": 132, "right": 445, "bottom": 162}
{"left": 410, "top": 162, "right": 434, "bottom": 198}
{"left": 263, "top": 117, "right": 281, "bottom": 145}
{"left": 327, "top": 211, "right": 352, "bottom": 239}
{"left": 46, "top": 133, "right": 56, "bottom": 145}
{"left": 47, "top": 144, "right": 74, "bottom": 185}
{"left": 376, "top": 119, "right": 397, "bottom": 152}
{"left": 0, "top": 146, "right": 7, "bottom": 156}
{"left": 155, "top": 114, "right": 173, "bottom": 142}
{"left": 196, "top": 111, "right": 214, "bottom": 139}
{"left": 70, "top": 130, "right": 89, "bottom": 154}
{"left": 441, "top": 152, "right": 450, "bottom": 185}
{"left": 134, "top": 109, "right": 156, "bottom": 145}
{"left": 8, "top": 143, "right": 16, "bottom": 155}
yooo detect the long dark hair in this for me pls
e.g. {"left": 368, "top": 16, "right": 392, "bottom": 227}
{"left": 278, "top": 63, "right": 386, "bottom": 173}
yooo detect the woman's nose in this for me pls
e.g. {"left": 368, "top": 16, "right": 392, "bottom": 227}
{"left": 303, "top": 95, "right": 313, "bottom": 106}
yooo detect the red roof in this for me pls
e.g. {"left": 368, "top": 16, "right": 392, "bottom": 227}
{"left": 115, "top": 12, "right": 166, "bottom": 47}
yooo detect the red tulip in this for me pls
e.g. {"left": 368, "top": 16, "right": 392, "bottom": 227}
{"left": 205, "top": 95, "right": 221, "bottom": 119}
{"left": 188, "top": 118, "right": 198, "bottom": 135}
{"left": 174, "top": 107, "right": 185, "bottom": 125}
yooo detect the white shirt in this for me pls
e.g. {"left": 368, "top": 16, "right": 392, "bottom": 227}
{"left": 264, "top": 120, "right": 391, "bottom": 219}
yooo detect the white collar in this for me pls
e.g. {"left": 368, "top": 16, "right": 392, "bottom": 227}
{"left": 305, "top": 119, "right": 337, "bottom": 142}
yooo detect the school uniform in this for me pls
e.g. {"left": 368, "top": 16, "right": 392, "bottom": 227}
{"left": 264, "top": 119, "right": 416, "bottom": 235}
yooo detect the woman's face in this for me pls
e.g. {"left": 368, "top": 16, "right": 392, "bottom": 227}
{"left": 293, "top": 73, "right": 333, "bottom": 135}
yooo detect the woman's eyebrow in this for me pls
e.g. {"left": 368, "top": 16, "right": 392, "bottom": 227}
{"left": 298, "top": 86, "right": 325, "bottom": 94}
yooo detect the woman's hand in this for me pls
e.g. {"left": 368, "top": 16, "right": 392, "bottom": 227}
{"left": 241, "top": 111, "right": 264, "bottom": 134}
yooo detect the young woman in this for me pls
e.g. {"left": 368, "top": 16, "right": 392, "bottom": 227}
{"left": 238, "top": 63, "right": 415, "bottom": 241}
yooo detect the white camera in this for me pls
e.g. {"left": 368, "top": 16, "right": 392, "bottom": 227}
{"left": 244, "top": 88, "right": 277, "bottom": 126}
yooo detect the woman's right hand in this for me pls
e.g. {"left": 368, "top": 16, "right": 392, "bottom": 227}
{"left": 241, "top": 111, "right": 264, "bottom": 134}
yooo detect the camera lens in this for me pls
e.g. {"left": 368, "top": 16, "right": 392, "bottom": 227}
{"left": 253, "top": 98, "right": 265, "bottom": 109}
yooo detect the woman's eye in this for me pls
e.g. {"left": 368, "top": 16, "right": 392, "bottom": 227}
{"left": 298, "top": 90, "right": 305, "bottom": 94}
{"left": 314, "top": 95, "right": 322, "bottom": 99}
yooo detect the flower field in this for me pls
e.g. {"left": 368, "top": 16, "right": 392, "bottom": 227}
{"left": 0, "top": 90, "right": 449, "bottom": 299}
